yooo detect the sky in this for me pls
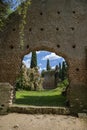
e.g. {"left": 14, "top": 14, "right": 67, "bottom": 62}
{"left": 23, "top": 51, "right": 65, "bottom": 72}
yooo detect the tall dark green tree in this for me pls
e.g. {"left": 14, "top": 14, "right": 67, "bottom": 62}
{"left": 59, "top": 63, "right": 62, "bottom": 79}
{"left": 46, "top": 59, "right": 51, "bottom": 70}
{"left": 30, "top": 51, "right": 37, "bottom": 68}
{"left": 55, "top": 65, "right": 59, "bottom": 86}
{"left": 61, "top": 61, "right": 67, "bottom": 81}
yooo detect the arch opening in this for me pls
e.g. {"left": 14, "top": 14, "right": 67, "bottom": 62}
{"left": 15, "top": 50, "right": 69, "bottom": 107}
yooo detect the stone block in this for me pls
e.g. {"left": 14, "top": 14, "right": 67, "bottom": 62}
{"left": 0, "top": 83, "right": 13, "bottom": 114}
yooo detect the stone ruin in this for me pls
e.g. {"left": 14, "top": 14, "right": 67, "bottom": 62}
{"left": 0, "top": 0, "right": 87, "bottom": 114}
{"left": 43, "top": 71, "right": 56, "bottom": 89}
{"left": 0, "top": 83, "right": 13, "bottom": 114}
{"left": 43, "top": 66, "right": 60, "bottom": 89}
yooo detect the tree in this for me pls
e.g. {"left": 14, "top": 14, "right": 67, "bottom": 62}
{"left": 58, "top": 63, "right": 62, "bottom": 80}
{"left": 46, "top": 59, "right": 51, "bottom": 71}
{"left": 61, "top": 61, "right": 67, "bottom": 81}
{"left": 28, "top": 67, "right": 43, "bottom": 91}
{"left": 55, "top": 65, "right": 59, "bottom": 86}
{"left": 16, "top": 63, "right": 28, "bottom": 90}
{"left": 30, "top": 51, "right": 37, "bottom": 68}
{"left": 16, "top": 66, "right": 43, "bottom": 91}
{"left": 41, "top": 69, "right": 45, "bottom": 77}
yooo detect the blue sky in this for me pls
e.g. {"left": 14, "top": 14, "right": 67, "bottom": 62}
{"left": 23, "top": 51, "right": 65, "bottom": 72}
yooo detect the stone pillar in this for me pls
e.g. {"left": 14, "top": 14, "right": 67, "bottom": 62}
{"left": 67, "top": 58, "right": 87, "bottom": 114}
{"left": 68, "top": 82, "right": 87, "bottom": 114}
{"left": 0, "top": 83, "right": 13, "bottom": 114}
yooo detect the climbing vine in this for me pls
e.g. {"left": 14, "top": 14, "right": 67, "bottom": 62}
{"left": 0, "top": 0, "right": 31, "bottom": 48}
{"left": 0, "top": 2, "right": 11, "bottom": 31}
{"left": 18, "top": 0, "right": 31, "bottom": 48}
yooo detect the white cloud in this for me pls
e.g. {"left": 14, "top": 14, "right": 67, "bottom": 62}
{"left": 51, "top": 66, "right": 55, "bottom": 69}
{"left": 36, "top": 51, "right": 41, "bottom": 54}
{"left": 24, "top": 53, "right": 31, "bottom": 59}
{"left": 22, "top": 59, "right": 31, "bottom": 68}
{"left": 42, "top": 53, "right": 62, "bottom": 60}
{"left": 38, "top": 67, "right": 42, "bottom": 73}
{"left": 62, "top": 58, "right": 65, "bottom": 62}
{"left": 39, "top": 63, "right": 42, "bottom": 66}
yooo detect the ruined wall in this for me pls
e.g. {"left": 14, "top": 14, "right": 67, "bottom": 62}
{"left": 43, "top": 71, "right": 56, "bottom": 89}
{"left": 0, "top": 83, "right": 13, "bottom": 114}
{"left": 0, "top": 0, "right": 87, "bottom": 114}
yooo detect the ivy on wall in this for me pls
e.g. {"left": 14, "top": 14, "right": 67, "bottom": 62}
{"left": 18, "top": 0, "right": 31, "bottom": 48}
{"left": 0, "top": 0, "right": 31, "bottom": 48}
{"left": 0, "top": 2, "right": 10, "bottom": 31}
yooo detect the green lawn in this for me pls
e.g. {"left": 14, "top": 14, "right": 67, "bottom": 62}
{"left": 15, "top": 87, "right": 66, "bottom": 107}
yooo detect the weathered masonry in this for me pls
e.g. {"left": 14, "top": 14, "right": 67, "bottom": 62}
{"left": 0, "top": 0, "right": 87, "bottom": 114}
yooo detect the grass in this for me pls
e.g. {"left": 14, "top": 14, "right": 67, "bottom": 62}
{"left": 15, "top": 86, "right": 67, "bottom": 107}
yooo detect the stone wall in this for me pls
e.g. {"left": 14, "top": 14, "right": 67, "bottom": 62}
{"left": 43, "top": 71, "right": 56, "bottom": 89}
{"left": 0, "top": 83, "right": 13, "bottom": 114}
{"left": 0, "top": 0, "right": 87, "bottom": 114}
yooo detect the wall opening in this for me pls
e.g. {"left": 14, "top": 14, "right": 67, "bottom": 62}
{"left": 15, "top": 50, "right": 69, "bottom": 107}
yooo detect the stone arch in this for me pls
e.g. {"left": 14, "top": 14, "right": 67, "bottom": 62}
{"left": 20, "top": 41, "right": 70, "bottom": 80}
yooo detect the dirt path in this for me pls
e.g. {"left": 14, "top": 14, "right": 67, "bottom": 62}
{"left": 0, "top": 113, "right": 87, "bottom": 130}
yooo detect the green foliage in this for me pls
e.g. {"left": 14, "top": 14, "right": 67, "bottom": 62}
{"left": 16, "top": 64, "right": 43, "bottom": 91}
{"left": 16, "top": 64, "right": 29, "bottom": 90}
{"left": 41, "top": 69, "right": 45, "bottom": 77}
{"left": 0, "top": 0, "right": 31, "bottom": 48}
{"left": 18, "top": 0, "right": 31, "bottom": 48}
{"left": 58, "top": 63, "right": 62, "bottom": 79}
{"left": 61, "top": 61, "right": 67, "bottom": 80}
{"left": 30, "top": 51, "right": 37, "bottom": 68}
{"left": 54, "top": 65, "right": 59, "bottom": 86}
{"left": 58, "top": 62, "right": 67, "bottom": 81}
{"left": 46, "top": 59, "right": 51, "bottom": 71}
{"left": 0, "top": 2, "right": 12, "bottom": 31}
{"left": 57, "top": 79, "right": 69, "bottom": 90}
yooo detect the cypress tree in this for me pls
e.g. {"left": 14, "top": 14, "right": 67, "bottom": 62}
{"left": 30, "top": 51, "right": 37, "bottom": 68}
{"left": 46, "top": 59, "right": 51, "bottom": 70}
{"left": 55, "top": 65, "right": 59, "bottom": 86}
{"left": 61, "top": 61, "right": 66, "bottom": 81}
{"left": 59, "top": 63, "right": 62, "bottom": 80}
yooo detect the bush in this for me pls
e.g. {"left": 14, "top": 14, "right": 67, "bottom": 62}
{"left": 57, "top": 79, "right": 69, "bottom": 96}
{"left": 16, "top": 64, "right": 43, "bottom": 91}
{"left": 57, "top": 79, "right": 69, "bottom": 90}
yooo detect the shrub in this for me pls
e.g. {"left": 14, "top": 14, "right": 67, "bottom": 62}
{"left": 16, "top": 64, "right": 43, "bottom": 91}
